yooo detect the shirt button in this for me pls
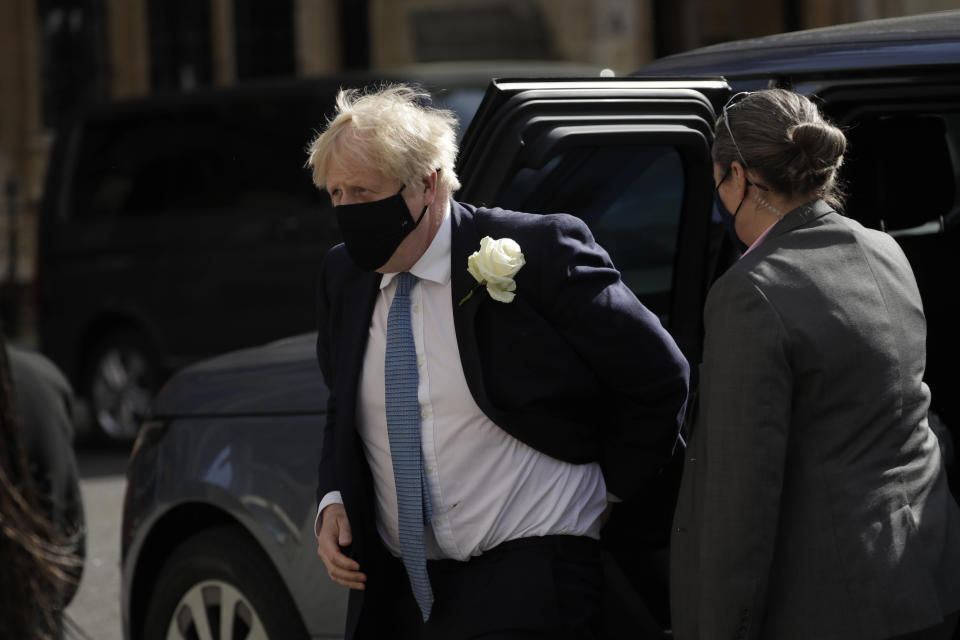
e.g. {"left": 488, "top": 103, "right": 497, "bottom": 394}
{"left": 412, "top": 304, "right": 420, "bottom": 313}
{"left": 426, "top": 465, "right": 434, "bottom": 473}
{"left": 417, "top": 358, "right": 424, "bottom": 367}
{"left": 421, "top": 409, "right": 429, "bottom": 418}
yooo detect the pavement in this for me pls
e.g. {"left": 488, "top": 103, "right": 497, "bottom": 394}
{"left": 65, "top": 445, "right": 130, "bottom": 640}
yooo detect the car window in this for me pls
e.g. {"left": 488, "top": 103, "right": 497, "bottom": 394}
{"left": 494, "top": 145, "right": 684, "bottom": 322}
{"left": 839, "top": 108, "right": 960, "bottom": 234}
{"left": 431, "top": 88, "right": 486, "bottom": 143}
{"left": 830, "top": 101, "right": 960, "bottom": 443}
{"left": 69, "top": 97, "right": 326, "bottom": 220}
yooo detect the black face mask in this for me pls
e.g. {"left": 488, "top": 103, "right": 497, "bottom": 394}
{"left": 334, "top": 185, "right": 427, "bottom": 271}
{"left": 713, "top": 169, "right": 748, "bottom": 254}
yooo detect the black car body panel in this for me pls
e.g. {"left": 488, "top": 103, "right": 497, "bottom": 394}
{"left": 639, "top": 10, "right": 960, "bottom": 78}
{"left": 150, "top": 333, "right": 327, "bottom": 417}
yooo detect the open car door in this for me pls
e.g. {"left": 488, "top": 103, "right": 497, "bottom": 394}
{"left": 455, "top": 78, "right": 730, "bottom": 363}
{"left": 453, "top": 77, "right": 731, "bottom": 637}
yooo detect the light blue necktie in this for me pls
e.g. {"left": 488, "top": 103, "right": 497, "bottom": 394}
{"left": 385, "top": 272, "right": 433, "bottom": 621}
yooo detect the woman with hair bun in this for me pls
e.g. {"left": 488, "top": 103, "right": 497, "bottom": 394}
{"left": 670, "top": 89, "right": 960, "bottom": 640}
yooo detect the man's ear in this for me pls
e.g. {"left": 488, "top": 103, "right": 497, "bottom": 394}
{"left": 421, "top": 170, "right": 438, "bottom": 205}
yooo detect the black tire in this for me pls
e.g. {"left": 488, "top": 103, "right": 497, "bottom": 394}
{"left": 143, "top": 525, "right": 309, "bottom": 640}
{"left": 82, "top": 329, "right": 160, "bottom": 441}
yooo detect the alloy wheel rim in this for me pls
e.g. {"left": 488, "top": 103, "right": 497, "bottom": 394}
{"left": 165, "top": 579, "right": 268, "bottom": 640}
{"left": 90, "top": 346, "right": 151, "bottom": 439}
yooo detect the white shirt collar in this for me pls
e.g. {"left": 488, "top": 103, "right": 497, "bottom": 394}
{"left": 380, "top": 201, "right": 451, "bottom": 289}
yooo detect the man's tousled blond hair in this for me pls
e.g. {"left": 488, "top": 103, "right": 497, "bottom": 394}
{"left": 306, "top": 84, "right": 461, "bottom": 195}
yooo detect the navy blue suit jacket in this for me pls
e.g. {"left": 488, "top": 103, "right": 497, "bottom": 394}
{"left": 315, "top": 201, "right": 689, "bottom": 636}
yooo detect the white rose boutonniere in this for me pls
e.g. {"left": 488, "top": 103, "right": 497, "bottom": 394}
{"left": 461, "top": 236, "right": 525, "bottom": 305}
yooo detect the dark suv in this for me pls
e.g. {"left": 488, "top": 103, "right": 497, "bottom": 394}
{"left": 37, "top": 63, "right": 599, "bottom": 441}
{"left": 122, "top": 11, "right": 960, "bottom": 640}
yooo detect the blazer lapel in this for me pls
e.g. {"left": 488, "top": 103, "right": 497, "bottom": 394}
{"left": 450, "top": 202, "right": 497, "bottom": 419}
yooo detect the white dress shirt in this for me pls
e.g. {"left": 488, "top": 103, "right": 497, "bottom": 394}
{"left": 318, "top": 205, "right": 608, "bottom": 560}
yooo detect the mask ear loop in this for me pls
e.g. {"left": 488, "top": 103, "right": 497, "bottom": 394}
{"left": 718, "top": 163, "right": 748, "bottom": 217}
{"left": 394, "top": 183, "right": 427, "bottom": 232}
{"left": 412, "top": 168, "right": 443, "bottom": 227}
{"left": 721, "top": 97, "right": 751, "bottom": 219}
{"left": 408, "top": 173, "right": 436, "bottom": 229}
{"left": 412, "top": 203, "right": 428, "bottom": 227}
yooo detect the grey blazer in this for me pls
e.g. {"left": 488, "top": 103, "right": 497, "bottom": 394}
{"left": 671, "top": 200, "right": 960, "bottom": 640}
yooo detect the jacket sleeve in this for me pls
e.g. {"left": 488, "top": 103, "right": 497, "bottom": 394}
{"left": 315, "top": 254, "right": 338, "bottom": 505}
{"left": 688, "top": 271, "right": 792, "bottom": 640}
{"left": 540, "top": 214, "right": 690, "bottom": 500}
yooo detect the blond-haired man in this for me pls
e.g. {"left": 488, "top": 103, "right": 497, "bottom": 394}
{"left": 307, "top": 84, "right": 689, "bottom": 639}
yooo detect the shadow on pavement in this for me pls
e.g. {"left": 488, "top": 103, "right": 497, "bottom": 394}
{"left": 74, "top": 443, "right": 132, "bottom": 479}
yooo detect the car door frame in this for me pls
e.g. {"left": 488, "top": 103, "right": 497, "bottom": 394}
{"left": 454, "top": 77, "right": 731, "bottom": 365}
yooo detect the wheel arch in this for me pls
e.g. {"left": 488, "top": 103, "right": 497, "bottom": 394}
{"left": 127, "top": 503, "right": 264, "bottom": 640}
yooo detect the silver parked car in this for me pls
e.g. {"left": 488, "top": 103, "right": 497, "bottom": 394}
{"left": 122, "top": 333, "right": 346, "bottom": 638}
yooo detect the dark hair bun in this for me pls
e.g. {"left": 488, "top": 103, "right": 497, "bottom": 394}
{"left": 788, "top": 122, "right": 846, "bottom": 172}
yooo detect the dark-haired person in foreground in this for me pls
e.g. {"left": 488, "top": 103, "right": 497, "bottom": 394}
{"left": 306, "top": 84, "right": 690, "bottom": 639}
{"left": 671, "top": 89, "right": 960, "bottom": 640}
{"left": 0, "top": 325, "right": 83, "bottom": 640}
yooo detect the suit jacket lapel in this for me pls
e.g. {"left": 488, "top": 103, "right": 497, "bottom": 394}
{"left": 450, "top": 202, "right": 498, "bottom": 419}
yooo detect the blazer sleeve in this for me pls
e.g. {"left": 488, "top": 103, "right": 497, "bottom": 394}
{"left": 694, "top": 271, "right": 792, "bottom": 640}
{"left": 539, "top": 214, "right": 690, "bottom": 499}
{"left": 315, "top": 255, "right": 338, "bottom": 505}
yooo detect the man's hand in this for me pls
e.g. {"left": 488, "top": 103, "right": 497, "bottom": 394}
{"left": 317, "top": 503, "right": 366, "bottom": 590}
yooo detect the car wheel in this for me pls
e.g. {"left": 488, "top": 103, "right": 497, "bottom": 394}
{"left": 143, "top": 525, "right": 309, "bottom": 640}
{"left": 83, "top": 330, "right": 159, "bottom": 441}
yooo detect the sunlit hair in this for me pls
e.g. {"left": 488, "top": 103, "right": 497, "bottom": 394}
{"left": 305, "top": 84, "right": 461, "bottom": 196}
{"left": 713, "top": 89, "right": 847, "bottom": 211}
